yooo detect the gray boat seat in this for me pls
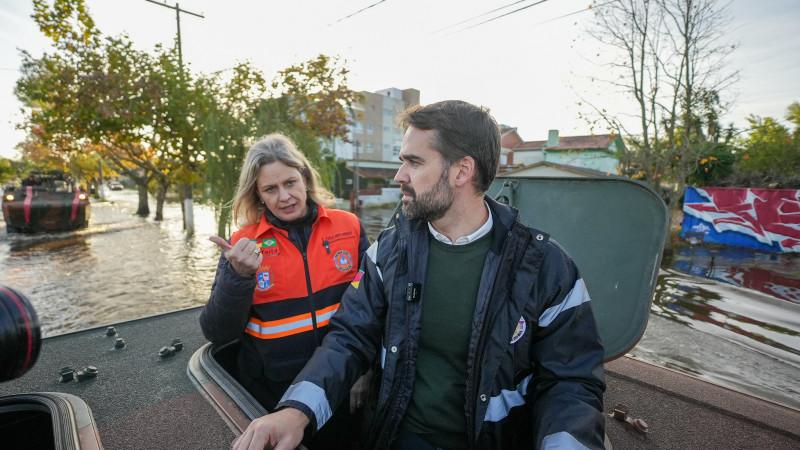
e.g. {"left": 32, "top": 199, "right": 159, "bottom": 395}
{"left": 491, "top": 177, "right": 668, "bottom": 361}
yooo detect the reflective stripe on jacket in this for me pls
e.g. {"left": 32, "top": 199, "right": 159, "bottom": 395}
{"left": 277, "top": 197, "right": 606, "bottom": 449}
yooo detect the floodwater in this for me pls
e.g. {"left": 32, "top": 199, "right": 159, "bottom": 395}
{"left": 0, "top": 190, "right": 393, "bottom": 336}
{"left": 1, "top": 190, "right": 799, "bottom": 410}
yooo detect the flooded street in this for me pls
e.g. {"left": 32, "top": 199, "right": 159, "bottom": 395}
{"left": 0, "top": 190, "right": 394, "bottom": 336}
{"left": 0, "top": 190, "right": 220, "bottom": 335}
{"left": 1, "top": 190, "right": 799, "bottom": 410}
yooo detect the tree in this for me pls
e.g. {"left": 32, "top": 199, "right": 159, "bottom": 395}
{"left": 145, "top": 43, "right": 209, "bottom": 221}
{"left": 16, "top": 35, "right": 162, "bottom": 216}
{"left": 201, "top": 63, "right": 269, "bottom": 236}
{"left": 31, "top": 0, "right": 98, "bottom": 50}
{"left": 274, "top": 55, "right": 360, "bottom": 141}
{"left": 273, "top": 54, "right": 362, "bottom": 187}
{"left": 731, "top": 105, "right": 800, "bottom": 188}
{"left": 788, "top": 102, "right": 800, "bottom": 142}
{"left": 203, "top": 56, "right": 360, "bottom": 236}
{"left": 588, "top": 0, "right": 738, "bottom": 242}
{"left": 20, "top": 1, "right": 210, "bottom": 220}
{"left": 0, "top": 158, "right": 17, "bottom": 185}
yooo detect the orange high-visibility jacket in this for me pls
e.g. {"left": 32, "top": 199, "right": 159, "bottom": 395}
{"left": 227, "top": 206, "right": 365, "bottom": 380}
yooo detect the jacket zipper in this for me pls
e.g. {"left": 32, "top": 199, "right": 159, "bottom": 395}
{"left": 300, "top": 249, "right": 320, "bottom": 344}
{"left": 284, "top": 224, "right": 321, "bottom": 346}
{"left": 467, "top": 232, "right": 516, "bottom": 447}
{"left": 375, "top": 237, "right": 408, "bottom": 448}
{"left": 467, "top": 291, "right": 492, "bottom": 447}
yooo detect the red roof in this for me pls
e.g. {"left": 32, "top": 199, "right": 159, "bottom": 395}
{"left": 515, "top": 134, "right": 617, "bottom": 152}
{"left": 500, "top": 128, "right": 524, "bottom": 149}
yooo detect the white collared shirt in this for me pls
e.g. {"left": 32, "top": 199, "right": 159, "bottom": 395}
{"left": 428, "top": 202, "right": 493, "bottom": 246}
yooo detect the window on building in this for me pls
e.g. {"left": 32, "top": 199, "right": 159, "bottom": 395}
{"left": 367, "top": 124, "right": 374, "bottom": 135}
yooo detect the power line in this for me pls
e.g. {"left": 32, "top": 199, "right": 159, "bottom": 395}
{"left": 535, "top": 0, "right": 615, "bottom": 26}
{"left": 433, "top": 0, "right": 532, "bottom": 34}
{"left": 330, "top": 0, "right": 388, "bottom": 25}
{"left": 442, "top": 0, "right": 614, "bottom": 36}
{"left": 447, "top": 0, "right": 550, "bottom": 35}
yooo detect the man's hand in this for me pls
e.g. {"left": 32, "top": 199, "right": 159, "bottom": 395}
{"left": 210, "top": 236, "right": 263, "bottom": 277}
{"left": 349, "top": 369, "right": 374, "bottom": 414}
{"left": 231, "top": 407, "right": 309, "bottom": 450}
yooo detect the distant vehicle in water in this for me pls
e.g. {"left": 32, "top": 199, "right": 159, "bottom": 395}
{"left": 107, "top": 180, "right": 124, "bottom": 191}
{"left": 1, "top": 171, "right": 90, "bottom": 233}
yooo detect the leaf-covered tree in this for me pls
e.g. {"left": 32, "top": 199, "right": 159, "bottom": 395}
{"left": 203, "top": 56, "right": 359, "bottom": 236}
{"left": 201, "top": 62, "right": 269, "bottom": 236}
{"left": 587, "top": 0, "right": 739, "bottom": 243}
{"left": 731, "top": 105, "right": 800, "bottom": 188}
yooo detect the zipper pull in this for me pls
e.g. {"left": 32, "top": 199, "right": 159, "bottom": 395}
{"left": 323, "top": 240, "right": 331, "bottom": 254}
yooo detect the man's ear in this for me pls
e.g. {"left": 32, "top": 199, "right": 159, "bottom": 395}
{"left": 452, "top": 156, "right": 476, "bottom": 188}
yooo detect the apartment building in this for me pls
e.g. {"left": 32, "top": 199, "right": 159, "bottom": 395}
{"left": 334, "top": 87, "right": 420, "bottom": 162}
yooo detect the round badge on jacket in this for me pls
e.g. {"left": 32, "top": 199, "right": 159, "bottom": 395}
{"left": 333, "top": 250, "right": 353, "bottom": 272}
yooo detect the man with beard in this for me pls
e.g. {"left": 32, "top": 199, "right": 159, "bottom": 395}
{"left": 232, "top": 100, "right": 606, "bottom": 450}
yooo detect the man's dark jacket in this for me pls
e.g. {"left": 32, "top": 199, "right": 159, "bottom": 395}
{"left": 278, "top": 197, "right": 606, "bottom": 449}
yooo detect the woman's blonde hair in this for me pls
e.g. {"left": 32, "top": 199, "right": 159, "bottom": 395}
{"left": 232, "top": 134, "right": 334, "bottom": 227}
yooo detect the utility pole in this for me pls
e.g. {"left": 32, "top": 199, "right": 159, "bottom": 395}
{"left": 144, "top": 0, "right": 204, "bottom": 234}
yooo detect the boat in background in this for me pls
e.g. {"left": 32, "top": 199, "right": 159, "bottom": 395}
{"left": 2, "top": 171, "right": 90, "bottom": 233}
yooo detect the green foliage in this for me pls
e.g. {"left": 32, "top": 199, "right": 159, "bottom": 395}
{"left": 0, "top": 158, "right": 16, "bottom": 185}
{"left": 731, "top": 108, "right": 800, "bottom": 187}
{"left": 686, "top": 142, "right": 737, "bottom": 186}
{"left": 202, "top": 57, "right": 358, "bottom": 235}
{"left": 273, "top": 54, "right": 361, "bottom": 142}
{"left": 787, "top": 102, "right": 800, "bottom": 141}
{"left": 200, "top": 63, "right": 269, "bottom": 236}
{"left": 17, "top": 1, "right": 358, "bottom": 229}
{"left": 32, "top": 0, "right": 98, "bottom": 50}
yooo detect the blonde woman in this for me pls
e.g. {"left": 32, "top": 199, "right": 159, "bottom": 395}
{"left": 201, "top": 134, "right": 370, "bottom": 450}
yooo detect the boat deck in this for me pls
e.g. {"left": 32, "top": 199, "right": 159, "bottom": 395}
{"left": 606, "top": 357, "right": 800, "bottom": 449}
{"left": 1, "top": 307, "right": 798, "bottom": 449}
{"left": 0, "top": 307, "right": 234, "bottom": 449}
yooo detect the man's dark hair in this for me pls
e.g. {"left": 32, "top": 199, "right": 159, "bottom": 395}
{"left": 399, "top": 100, "right": 500, "bottom": 193}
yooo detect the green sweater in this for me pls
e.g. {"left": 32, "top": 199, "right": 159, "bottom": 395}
{"left": 401, "top": 232, "right": 492, "bottom": 449}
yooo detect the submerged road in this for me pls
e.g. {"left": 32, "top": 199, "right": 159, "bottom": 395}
{"left": 1, "top": 189, "right": 798, "bottom": 410}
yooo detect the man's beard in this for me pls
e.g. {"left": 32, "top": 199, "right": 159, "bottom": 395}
{"left": 401, "top": 171, "right": 454, "bottom": 222}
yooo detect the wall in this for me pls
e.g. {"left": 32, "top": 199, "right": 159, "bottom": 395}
{"left": 682, "top": 187, "right": 800, "bottom": 253}
{"left": 546, "top": 150, "right": 618, "bottom": 174}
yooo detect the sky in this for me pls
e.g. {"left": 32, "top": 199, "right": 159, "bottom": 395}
{"left": 1, "top": 0, "right": 798, "bottom": 159}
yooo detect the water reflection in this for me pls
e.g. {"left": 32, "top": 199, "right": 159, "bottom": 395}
{"left": 357, "top": 203, "right": 399, "bottom": 241}
{"left": 667, "top": 246, "right": 800, "bottom": 304}
{"left": 637, "top": 268, "right": 800, "bottom": 409}
{"left": 652, "top": 269, "right": 800, "bottom": 363}
{"left": 0, "top": 190, "right": 220, "bottom": 337}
